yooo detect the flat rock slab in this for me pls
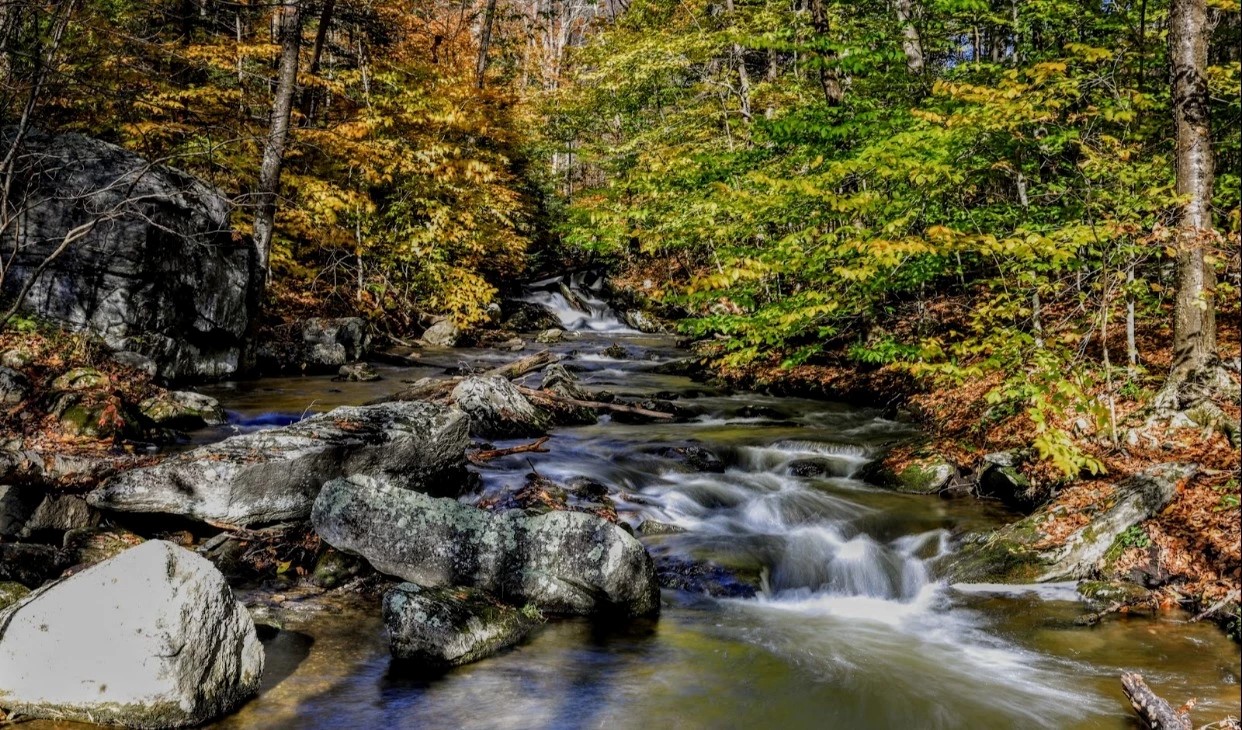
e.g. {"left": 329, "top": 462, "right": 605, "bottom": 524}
{"left": 313, "top": 475, "right": 660, "bottom": 617}
{"left": 0, "top": 540, "right": 263, "bottom": 728}
{"left": 88, "top": 401, "right": 469, "bottom": 528}
{"left": 384, "top": 584, "right": 538, "bottom": 668}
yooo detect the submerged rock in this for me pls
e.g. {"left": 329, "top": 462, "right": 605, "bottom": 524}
{"left": 312, "top": 475, "right": 660, "bottom": 617}
{"left": 88, "top": 401, "right": 469, "bottom": 527}
{"left": 647, "top": 444, "right": 725, "bottom": 473}
{"left": 535, "top": 328, "right": 564, "bottom": 344}
{"left": 654, "top": 554, "right": 758, "bottom": 598}
{"left": 451, "top": 376, "right": 550, "bottom": 438}
{"left": 384, "top": 583, "right": 538, "bottom": 668}
{"left": 337, "top": 362, "right": 381, "bottom": 382}
{"left": 942, "top": 463, "right": 1196, "bottom": 584}
{"left": 0, "top": 540, "right": 263, "bottom": 728}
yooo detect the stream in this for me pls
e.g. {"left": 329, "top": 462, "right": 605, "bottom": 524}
{"left": 167, "top": 296, "right": 1242, "bottom": 729}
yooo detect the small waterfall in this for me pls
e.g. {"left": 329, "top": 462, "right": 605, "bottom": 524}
{"left": 520, "top": 272, "right": 636, "bottom": 333}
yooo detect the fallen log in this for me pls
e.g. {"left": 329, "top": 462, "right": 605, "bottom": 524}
{"left": 1190, "top": 589, "right": 1240, "bottom": 623}
{"left": 517, "top": 386, "right": 674, "bottom": 420}
{"left": 484, "top": 350, "right": 562, "bottom": 380}
{"left": 1120, "top": 672, "right": 1192, "bottom": 730}
{"left": 467, "top": 437, "right": 551, "bottom": 464}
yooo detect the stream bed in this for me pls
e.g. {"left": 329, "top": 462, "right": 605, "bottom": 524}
{"left": 169, "top": 327, "right": 1242, "bottom": 729}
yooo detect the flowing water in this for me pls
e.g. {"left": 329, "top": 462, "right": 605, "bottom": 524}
{"left": 168, "top": 298, "right": 1242, "bottom": 729}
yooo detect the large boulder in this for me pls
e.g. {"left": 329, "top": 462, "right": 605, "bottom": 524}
{"left": 0, "top": 540, "right": 263, "bottom": 728}
{"left": 942, "top": 463, "right": 1196, "bottom": 584}
{"left": 313, "top": 475, "right": 660, "bottom": 617}
{"left": 384, "top": 584, "right": 538, "bottom": 668}
{"left": 88, "top": 401, "right": 470, "bottom": 528}
{"left": 451, "top": 376, "right": 550, "bottom": 438}
{"left": 0, "top": 131, "right": 256, "bottom": 380}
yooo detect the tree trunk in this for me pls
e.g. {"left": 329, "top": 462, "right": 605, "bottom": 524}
{"left": 724, "top": 0, "right": 752, "bottom": 122}
{"left": 476, "top": 0, "right": 498, "bottom": 88}
{"left": 298, "top": 0, "right": 335, "bottom": 124}
{"left": 252, "top": 1, "right": 304, "bottom": 290}
{"left": 808, "top": 0, "right": 844, "bottom": 105}
{"left": 894, "top": 0, "right": 925, "bottom": 74}
{"left": 1167, "top": 0, "right": 1217, "bottom": 381}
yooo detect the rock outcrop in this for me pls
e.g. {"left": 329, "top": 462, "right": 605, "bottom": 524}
{"left": 942, "top": 463, "right": 1196, "bottom": 584}
{"left": 0, "top": 540, "right": 263, "bottom": 728}
{"left": 88, "top": 401, "right": 470, "bottom": 527}
{"left": 313, "top": 475, "right": 660, "bottom": 617}
{"left": 0, "top": 131, "right": 255, "bottom": 380}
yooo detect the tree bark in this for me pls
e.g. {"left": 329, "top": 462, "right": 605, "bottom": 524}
{"left": 1119, "top": 673, "right": 1192, "bottom": 730}
{"left": 808, "top": 0, "right": 844, "bottom": 106}
{"left": 298, "top": 0, "right": 336, "bottom": 124}
{"left": 476, "top": 0, "right": 498, "bottom": 88}
{"left": 894, "top": 0, "right": 925, "bottom": 74}
{"left": 1167, "top": 0, "right": 1217, "bottom": 381}
{"left": 252, "top": 1, "right": 304, "bottom": 289}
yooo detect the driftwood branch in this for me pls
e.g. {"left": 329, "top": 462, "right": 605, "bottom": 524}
{"left": 517, "top": 386, "right": 674, "bottom": 420}
{"left": 1120, "top": 672, "right": 1193, "bottom": 730}
{"left": 468, "top": 436, "right": 550, "bottom": 464}
{"left": 1190, "top": 589, "right": 1240, "bottom": 623}
{"left": 484, "top": 350, "right": 561, "bottom": 380}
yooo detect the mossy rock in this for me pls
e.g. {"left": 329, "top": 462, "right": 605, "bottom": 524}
{"left": 63, "top": 526, "right": 145, "bottom": 567}
{"left": 863, "top": 453, "right": 957, "bottom": 494}
{"left": 309, "top": 547, "right": 369, "bottom": 589}
{"left": 139, "top": 391, "right": 226, "bottom": 430}
{"left": 0, "top": 581, "right": 30, "bottom": 611}
{"left": 52, "top": 394, "right": 142, "bottom": 439}
{"left": 1076, "top": 580, "right": 1151, "bottom": 609}
{"left": 51, "top": 367, "right": 111, "bottom": 391}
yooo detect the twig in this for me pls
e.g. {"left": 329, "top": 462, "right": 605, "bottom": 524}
{"left": 516, "top": 386, "right": 674, "bottom": 420}
{"left": 1190, "top": 589, "right": 1240, "bottom": 623}
{"left": 468, "top": 436, "right": 550, "bottom": 464}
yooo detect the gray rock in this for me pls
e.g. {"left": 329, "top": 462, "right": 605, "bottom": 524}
{"left": 977, "top": 451, "right": 1037, "bottom": 510}
{"left": 88, "top": 401, "right": 470, "bottom": 527}
{"left": 313, "top": 475, "right": 660, "bottom": 617}
{"left": 535, "top": 328, "right": 564, "bottom": 344}
{"left": 502, "top": 301, "right": 562, "bottom": 332}
{"left": 302, "top": 317, "right": 368, "bottom": 364}
{"left": 421, "top": 319, "right": 459, "bottom": 347}
{"left": 0, "top": 543, "right": 66, "bottom": 587}
{"left": 140, "top": 390, "right": 227, "bottom": 429}
{"left": 621, "top": 310, "right": 667, "bottom": 333}
{"left": 18, "top": 494, "right": 99, "bottom": 539}
{"left": 0, "top": 131, "right": 255, "bottom": 380}
{"left": 0, "top": 366, "right": 30, "bottom": 405}
{"left": 63, "top": 526, "right": 144, "bottom": 567}
{"left": 943, "top": 463, "right": 1196, "bottom": 584}
{"left": 451, "top": 376, "right": 549, "bottom": 438}
{"left": 539, "top": 364, "right": 597, "bottom": 426}
{"left": 51, "top": 367, "right": 110, "bottom": 391}
{"left": 0, "top": 540, "right": 263, "bottom": 728}
{"left": 309, "top": 547, "right": 368, "bottom": 589}
{"left": 0, "top": 349, "right": 33, "bottom": 369}
{"left": 384, "top": 583, "right": 537, "bottom": 667}
{"left": 0, "top": 483, "right": 40, "bottom": 538}
{"left": 638, "top": 519, "right": 687, "bottom": 536}
{"left": 337, "top": 362, "right": 381, "bottom": 382}
{"left": 110, "top": 350, "right": 159, "bottom": 377}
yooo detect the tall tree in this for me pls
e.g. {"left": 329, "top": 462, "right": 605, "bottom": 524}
{"left": 476, "top": 0, "right": 498, "bottom": 88}
{"left": 1167, "top": 0, "right": 1218, "bottom": 383}
{"left": 252, "top": 0, "right": 305, "bottom": 287}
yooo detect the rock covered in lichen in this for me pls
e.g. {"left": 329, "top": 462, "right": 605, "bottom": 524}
{"left": 312, "top": 474, "right": 660, "bottom": 617}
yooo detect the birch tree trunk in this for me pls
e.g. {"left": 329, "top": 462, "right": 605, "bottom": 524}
{"left": 894, "top": 0, "right": 925, "bottom": 74}
{"left": 1167, "top": 0, "right": 1217, "bottom": 382}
